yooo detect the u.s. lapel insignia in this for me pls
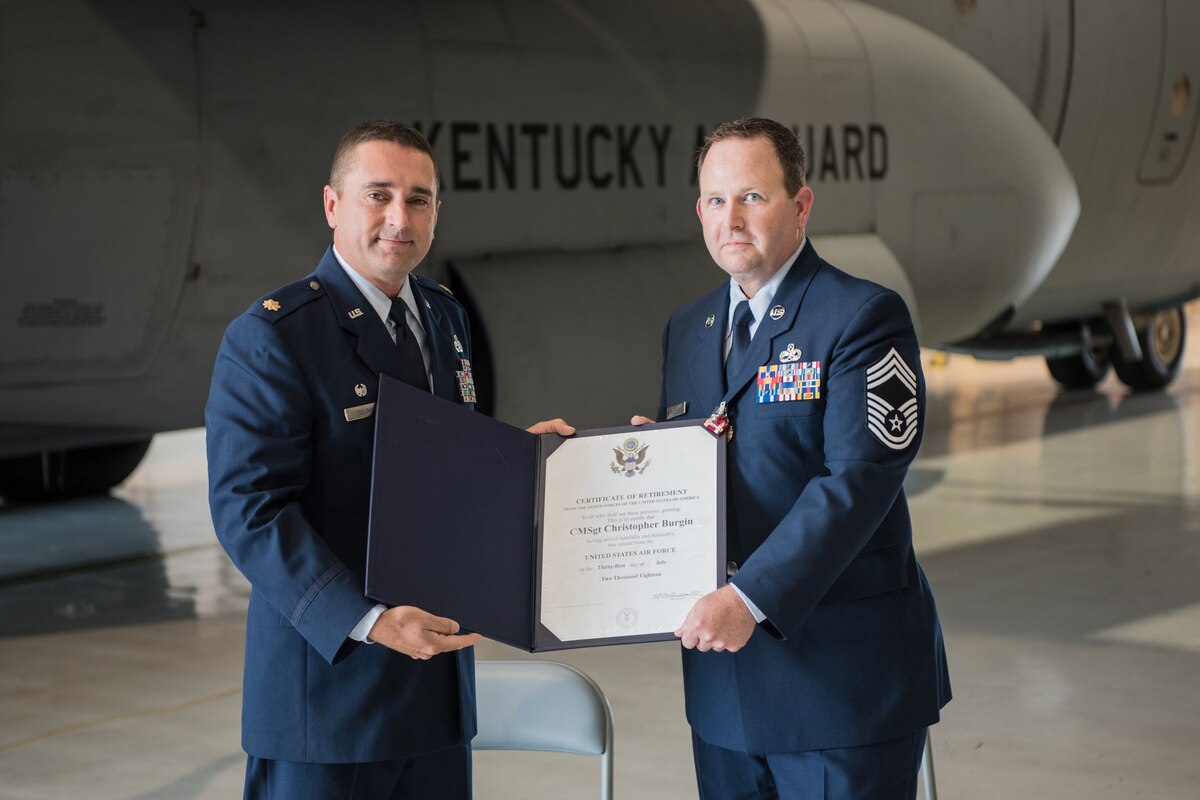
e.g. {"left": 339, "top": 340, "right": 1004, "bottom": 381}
{"left": 705, "top": 314, "right": 715, "bottom": 328}
{"left": 354, "top": 383, "right": 367, "bottom": 397}
{"left": 779, "top": 343, "right": 802, "bottom": 363}
{"left": 865, "top": 347, "right": 919, "bottom": 450}
{"left": 769, "top": 304, "right": 785, "bottom": 321}
{"left": 262, "top": 299, "right": 281, "bottom": 312}
{"left": 348, "top": 308, "right": 364, "bottom": 320}
{"left": 453, "top": 334, "right": 464, "bottom": 354}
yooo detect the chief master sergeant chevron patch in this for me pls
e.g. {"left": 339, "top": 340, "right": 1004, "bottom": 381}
{"left": 865, "top": 347, "right": 918, "bottom": 450}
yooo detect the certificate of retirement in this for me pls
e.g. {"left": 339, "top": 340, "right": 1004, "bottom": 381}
{"left": 538, "top": 423, "right": 722, "bottom": 642}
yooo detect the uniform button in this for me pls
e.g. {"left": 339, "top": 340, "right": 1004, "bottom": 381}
{"left": 726, "top": 560, "right": 739, "bottom": 577}
{"left": 309, "top": 280, "right": 320, "bottom": 290}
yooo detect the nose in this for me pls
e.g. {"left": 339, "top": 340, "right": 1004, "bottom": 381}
{"left": 724, "top": 202, "right": 744, "bottom": 231}
{"left": 385, "top": 198, "right": 409, "bottom": 229}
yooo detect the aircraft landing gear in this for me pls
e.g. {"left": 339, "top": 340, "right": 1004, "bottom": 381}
{"left": 0, "top": 439, "right": 152, "bottom": 502}
{"left": 1045, "top": 339, "right": 1112, "bottom": 390}
{"left": 1111, "top": 306, "right": 1187, "bottom": 392}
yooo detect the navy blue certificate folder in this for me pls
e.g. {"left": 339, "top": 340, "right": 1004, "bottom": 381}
{"left": 365, "top": 374, "right": 725, "bottom": 652}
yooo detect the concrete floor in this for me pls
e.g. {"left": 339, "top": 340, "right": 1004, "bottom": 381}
{"left": 2, "top": 351, "right": 1200, "bottom": 799}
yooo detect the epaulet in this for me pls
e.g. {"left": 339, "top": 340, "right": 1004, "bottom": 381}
{"left": 247, "top": 275, "right": 326, "bottom": 322}
{"left": 412, "top": 273, "right": 462, "bottom": 304}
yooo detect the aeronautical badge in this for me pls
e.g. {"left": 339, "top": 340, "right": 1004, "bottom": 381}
{"left": 865, "top": 347, "right": 919, "bottom": 450}
{"left": 262, "top": 299, "right": 281, "bottom": 312}
{"left": 610, "top": 437, "right": 650, "bottom": 476}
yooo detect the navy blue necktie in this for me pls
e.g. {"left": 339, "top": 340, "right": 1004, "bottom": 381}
{"left": 388, "top": 299, "right": 430, "bottom": 392}
{"left": 725, "top": 300, "right": 754, "bottom": 388}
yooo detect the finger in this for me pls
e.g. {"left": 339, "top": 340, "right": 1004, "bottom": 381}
{"left": 421, "top": 614, "right": 460, "bottom": 635}
{"left": 630, "top": 415, "right": 654, "bottom": 426}
{"left": 434, "top": 631, "right": 482, "bottom": 652}
{"left": 527, "top": 418, "right": 576, "bottom": 436}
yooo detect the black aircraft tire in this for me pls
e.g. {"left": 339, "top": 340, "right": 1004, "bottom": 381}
{"left": 0, "top": 439, "right": 152, "bottom": 502}
{"left": 1112, "top": 306, "right": 1187, "bottom": 392}
{"left": 1046, "top": 344, "right": 1111, "bottom": 390}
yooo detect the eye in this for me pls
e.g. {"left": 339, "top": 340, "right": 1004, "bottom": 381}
{"left": 366, "top": 191, "right": 388, "bottom": 202}
{"left": 745, "top": 192, "right": 762, "bottom": 202}
{"left": 409, "top": 196, "right": 430, "bottom": 206}
{"left": 708, "top": 197, "right": 725, "bottom": 208}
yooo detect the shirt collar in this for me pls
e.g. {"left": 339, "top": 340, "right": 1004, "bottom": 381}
{"left": 332, "top": 245, "right": 422, "bottom": 329}
{"left": 727, "top": 238, "right": 806, "bottom": 333}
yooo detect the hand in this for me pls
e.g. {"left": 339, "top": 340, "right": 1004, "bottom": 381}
{"left": 630, "top": 415, "right": 654, "bottom": 426}
{"left": 367, "top": 606, "right": 482, "bottom": 660}
{"left": 675, "top": 584, "right": 755, "bottom": 653}
{"left": 527, "top": 418, "right": 576, "bottom": 436}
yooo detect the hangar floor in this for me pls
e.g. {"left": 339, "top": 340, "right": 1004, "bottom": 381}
{"left": 2, "top": 351, "right": 1199, "bottom": 799}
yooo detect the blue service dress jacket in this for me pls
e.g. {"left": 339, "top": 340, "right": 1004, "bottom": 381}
{"left": 206, "top": 246, "right": 477, "bottom": 763}
{"left": 657, "top": 241, "right": 951, "bottom": 755}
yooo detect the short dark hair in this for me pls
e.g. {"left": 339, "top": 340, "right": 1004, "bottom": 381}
{"left": 697, "top": 117, "right": 807, "bottom": 196}
{"left": 328, "top": 120, "right": 440, "bottom": 191}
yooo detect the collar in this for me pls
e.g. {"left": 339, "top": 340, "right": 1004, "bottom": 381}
{"left": 332, "top": 245, "right": 423, "bottom": 331}
{"left": 726, "top": 238, "right": 806, "bottom": 338}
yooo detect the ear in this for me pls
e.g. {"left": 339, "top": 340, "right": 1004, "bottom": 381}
{"left": 323, "top": 185, "right": 338, "bottom": 229}
{"left": 695, "top": 196, "right": 704, "bottom": 224}
{"left": 794, "top": 186, "right": 814, "bottom": 231}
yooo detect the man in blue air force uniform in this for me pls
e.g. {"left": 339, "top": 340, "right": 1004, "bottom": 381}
{"left": 206, "top": 121, "right": 572, "bottom": 799}
{"left": 638, "top": 118, "right": 951, "bottom": 799}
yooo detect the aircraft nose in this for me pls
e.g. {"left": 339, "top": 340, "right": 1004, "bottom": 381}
{"left": 855, "top": 3, "right": 1079, "bottom": 343}
{"left": 753, "top": 0, "right": 1080, "bottom": 345}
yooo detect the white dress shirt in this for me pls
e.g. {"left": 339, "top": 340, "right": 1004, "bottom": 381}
{"left": 723, "top": 239, "right": 806, "bottom": 624}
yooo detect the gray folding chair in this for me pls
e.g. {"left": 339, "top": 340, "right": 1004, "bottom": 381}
{"left": 473, "top": 660, "right": 614, "bottom": 800}
{"left": 919, "top": 732, "right": 938, "bottom": 800}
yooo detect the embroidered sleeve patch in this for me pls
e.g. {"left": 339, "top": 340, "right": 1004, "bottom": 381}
{"left": 865, "top": 347, "right": 918, "bottom": 450}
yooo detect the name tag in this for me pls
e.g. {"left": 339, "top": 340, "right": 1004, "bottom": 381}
{"left": 664, "top": 402, "right": 687, "bottom": 420}
{"left": 344, "top": 402, "right": 376, "bottom": 422}
{"left": 757, "top": 362, "right": 821, "bottom": 403}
